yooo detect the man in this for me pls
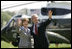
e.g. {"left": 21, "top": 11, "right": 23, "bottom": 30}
{"left": 30, "top": 10, "right": 53, "bottom": 48}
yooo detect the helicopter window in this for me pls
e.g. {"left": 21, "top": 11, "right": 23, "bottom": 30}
{"left": 9, "top": 20, "right": 15, "bottom": 27}
{"left": 55, "top": 8, "right": 71, "bottom": 15}
{"left": 15, "top": 15, "right": 22, "bottom": 18}
{"left": 41, "top": 8, "right": 71, "bottom": 16}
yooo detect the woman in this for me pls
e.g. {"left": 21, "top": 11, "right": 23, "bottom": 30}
{"left": 18, "top": 18, "right": 31, "bottom": 48}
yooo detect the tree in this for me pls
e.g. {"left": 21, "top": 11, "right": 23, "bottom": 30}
{"left": 1, "top": 11, "right": 11, "bottom": 27}
{"left": 4, "top": 11, "right": 15, "bottom": 16}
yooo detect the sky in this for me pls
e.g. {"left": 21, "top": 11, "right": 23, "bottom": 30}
{"left": 1, "top": 1, "right": 71, "bottom": 12}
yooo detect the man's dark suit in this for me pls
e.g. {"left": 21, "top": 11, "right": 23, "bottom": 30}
{"left": 30, "top": 19, "right": 52, "bottom": 48}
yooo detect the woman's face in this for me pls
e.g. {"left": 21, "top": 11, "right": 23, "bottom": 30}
{"left": 23, "top": 21, "right": 29, "bottom": 28}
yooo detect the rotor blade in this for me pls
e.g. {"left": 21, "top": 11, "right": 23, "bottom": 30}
{"left": 2, "top": 1, "right": 42, "bottom": 10}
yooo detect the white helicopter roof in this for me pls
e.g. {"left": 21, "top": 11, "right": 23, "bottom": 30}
{"left": 21, "top": 14, "right": 31, "bottom": 18}
{"left": 47, "top": 2, "right": 71, "bottom": 10}
{"left": 13, "top": 14, "right": 31, "bottom": 20}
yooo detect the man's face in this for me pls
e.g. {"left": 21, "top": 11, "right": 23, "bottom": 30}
{"left": 32, "top": 16, "right": 38, "bottom": 24}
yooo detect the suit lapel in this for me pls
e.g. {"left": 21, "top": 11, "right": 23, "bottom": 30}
{"left": 32, "top": 23, "right": 34, "bottom": 30}
{"left": 31, "top": 24, "right": 34, "bottom": 35}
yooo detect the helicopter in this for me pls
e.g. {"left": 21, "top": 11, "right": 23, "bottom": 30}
{"left": 1, "top": 1, "right": 71, "bottom": 47}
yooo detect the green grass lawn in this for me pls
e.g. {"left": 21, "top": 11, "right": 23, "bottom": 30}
{"left": 1, "top": 41, "right": 71, "bottom": 48}
{"left": 49, "top": 43, "right": 71, "bottom": 48}
{"left": 1, "top": 41, "right": 18, "bottom": 48}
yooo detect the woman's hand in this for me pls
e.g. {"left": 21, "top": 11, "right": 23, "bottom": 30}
{"left": 17, "top": 19, "right": 22, "bottom": 27}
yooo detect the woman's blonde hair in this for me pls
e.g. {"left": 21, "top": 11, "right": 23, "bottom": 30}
{"left": 22, "top": 18, "right": 29, "bottom": 22}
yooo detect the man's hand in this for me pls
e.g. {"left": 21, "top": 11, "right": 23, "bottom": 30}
{"left": 48, "top": 10, "right": 53, "bottom": 19}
